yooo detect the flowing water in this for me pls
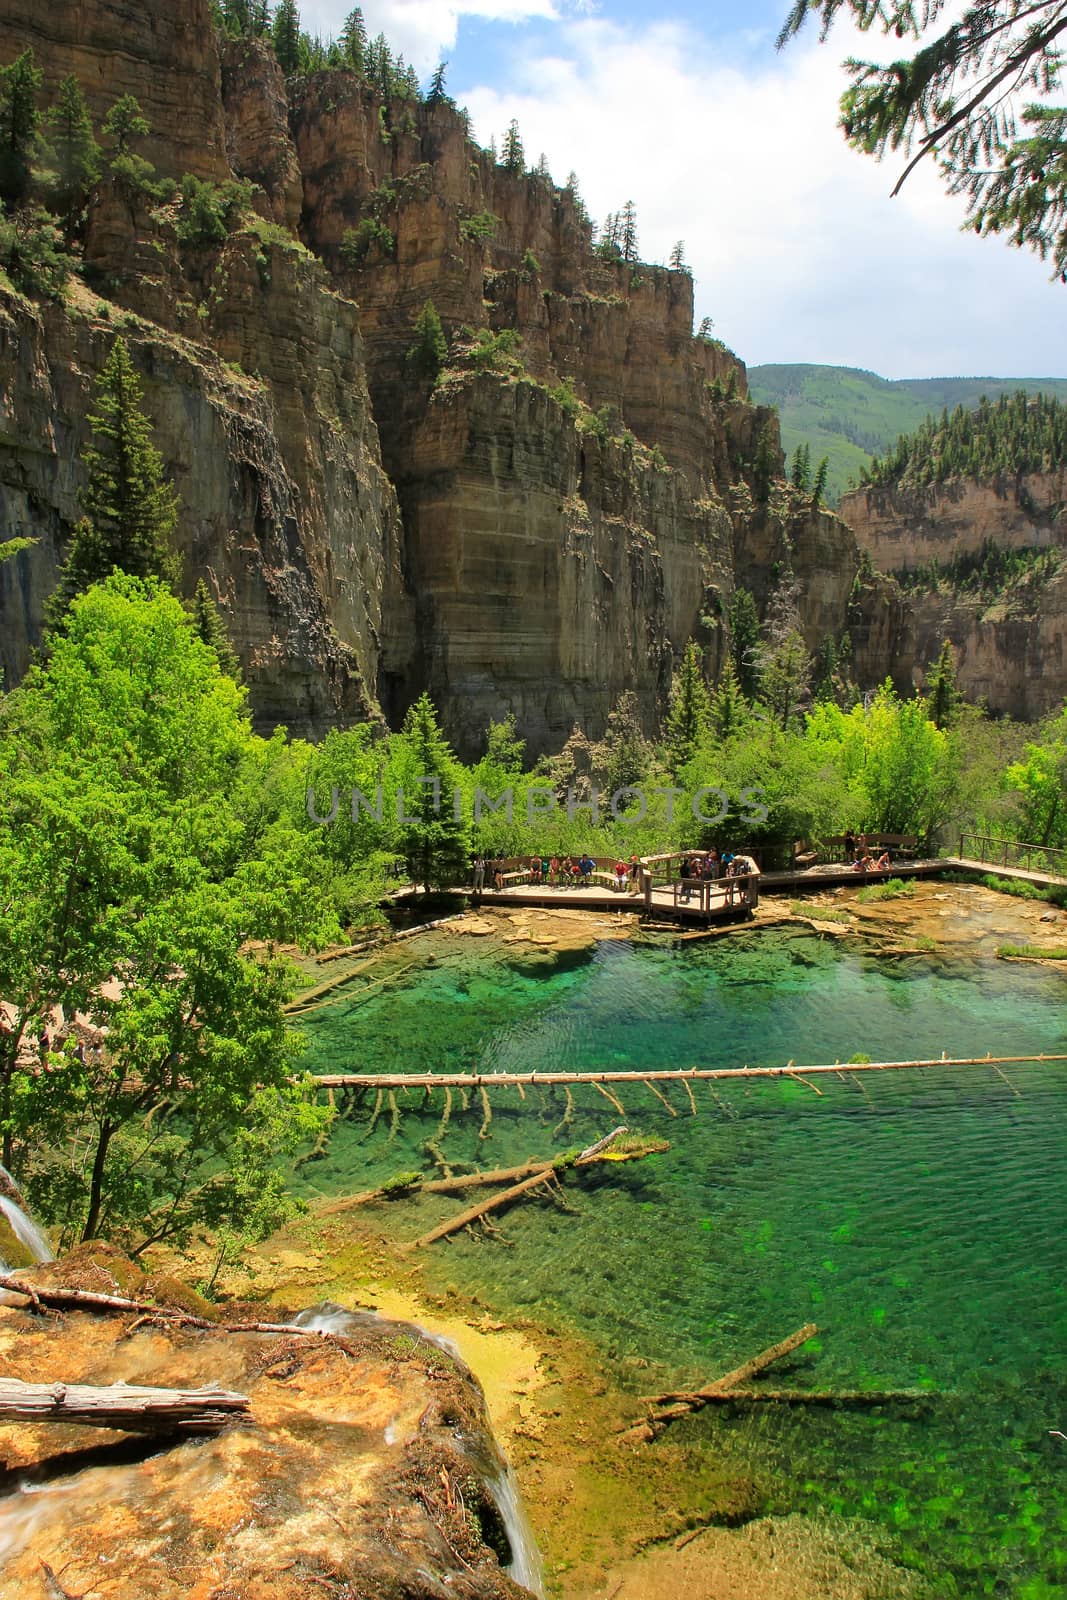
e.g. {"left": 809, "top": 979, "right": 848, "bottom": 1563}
{"left": 293, "top": 924, "right": 1067, "bottom": 1599}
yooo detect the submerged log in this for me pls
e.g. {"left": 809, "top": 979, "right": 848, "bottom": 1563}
{"left": 632, "top": 1324, "right": 819, "bottom": 1438}
{"left": 407, "top": 1167, "right": 556, "bottom": 1250}
{"left": 0, "top": 1376, "right": 249, "bottom": 1433}
{"left": 693, "top": 1387, "right": 933, "bottom": 1407}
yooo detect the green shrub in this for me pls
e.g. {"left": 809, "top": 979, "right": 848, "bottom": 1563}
{"left": 339, "top": 216, "right": 395, "bottom": 267}
{"left": 464, "top": 326, "right": 523, "bottom": 374}
{"left": 175, "top": 174, "right": 254, "bottom": 247}
{"left": 547, "top": 377, "right": 581, "bottom": 417}
{"left": 856, "top": 877, "right": 918, "bottom": 903}
{"left": 995, "top": 944, "right": 1067, "bottom": 960}
{"left": 520, "top": 246, "right": 540, "bottom": 276}
{"left": 110, "top": 153, "right": 175, "bottom": 205}
{"left": 0, "top": 204, "right": 71, "bottom": 299}
{"left": 459, "top": 210, "right": 499, "bottom": 242}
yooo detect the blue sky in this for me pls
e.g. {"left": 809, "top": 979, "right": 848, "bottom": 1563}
{"left": 299, "top": 0, "right": 1067, "bottom": 379}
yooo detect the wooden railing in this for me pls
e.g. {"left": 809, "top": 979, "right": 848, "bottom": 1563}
{"left": 957, "top": 833, "right": 1067, "bottom": 878}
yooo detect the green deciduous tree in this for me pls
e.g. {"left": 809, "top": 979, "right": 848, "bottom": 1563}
{"left": 778, "top": 0, "right": 1067, "bottom": 280}
{"left": 664, "top": 640, "right": 711, "bottom": 772}
{"left": 42, "top": 75, "right": 100, "bottom": 238}
{"left": 1005, "top": 706, "right": 1067, "bottom": 844}
{"left": 50, "top": 338, "right": 180, "bottom": 618}
{"left": 0, "top": 575, "right": 337, "bottom": 1246}
{"left": 0, "top": 48, "right": 42, "bottom": 206}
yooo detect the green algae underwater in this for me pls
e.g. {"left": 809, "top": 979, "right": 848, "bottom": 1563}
{"left": 292, "top": 920, "right": 1067, "bottom": 1598}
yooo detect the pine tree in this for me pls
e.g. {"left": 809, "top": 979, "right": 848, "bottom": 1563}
{"left": 664, "top": 640, "right": 711, "bottom": 772}
{"left": 811, "top": 455, "right": 829, "bottom": 508}
{"left": 620, "top": 199, "right": 638, "bottom": 262}
{"left": 790, "top": 442, "right": 811, "bottom": 493}
{"left": 697, "top": 315, "right": 714, "bottom": 340}
{"left": 398, "top": 692, "right": 470, "bottom": 892}
{"left": 925, "top": 639, "right": 963, "bottom": 730}
{"left": 340, "top": 8, "right": 367, "bottom": 71}
{"left": 727, "top": 587, "right": 761, "bottom": 700}
{"left": 760, "top": 630, "right": 810, "bottom": 730}
{"left": 710, "top": 656, "right": 746, "bottom": 740}
{"left": 0, "top": 49, "right": 43, "bottom": 206}
{"left": 535, "top": 152, "right": 551, "bottom": 179}
{"left": 43, "top": 76, "right": 100, "bottom": 238}
{"left": 50, "top": 337, "right": 180, "bottom": 618}
{"left": 190, "top": 578, "right": 241, "bottom": 680}
{"left": 669, "top": 240, "right": 686, "bottom": 270}
{"left": 752, "top": 421, "right": 777, "bottom": 503}
{"left": 407, "top": 299, "right": 447, "bottom": 384}
{"left": 502, "top": 119, "right": 524, "bottom": 174}
{"left": 102, "top": 94, "right": 149, "bottom": 159}
{"left": 426, "top": 61, "right": 448, "bottom": 104}
{"left": 272, "top": 0, "right": 302, "bottom": 76}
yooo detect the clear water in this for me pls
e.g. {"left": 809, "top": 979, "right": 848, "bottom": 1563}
{"left": 293, "top": 928, "right": 1067, "bottom": 1598}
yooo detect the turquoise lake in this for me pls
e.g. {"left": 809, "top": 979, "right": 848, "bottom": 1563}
{"left": 293, "top": 920, "right": 1067, "bottom": 1598}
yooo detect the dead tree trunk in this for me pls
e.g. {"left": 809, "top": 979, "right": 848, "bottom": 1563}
{"left": 0, "top": 1377, "right": 249, "bottom": 1433}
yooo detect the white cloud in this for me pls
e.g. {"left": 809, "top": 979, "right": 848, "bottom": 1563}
{"left": 455, "top": 15, "right": 1067, "bottom": 378}
{"left": 299, "top": 0, "right": 559, "bottom": 69}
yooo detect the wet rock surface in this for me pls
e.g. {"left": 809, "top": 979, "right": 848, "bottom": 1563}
{"left": 0, "top": 1253, "right": 533, "bottom": 1600}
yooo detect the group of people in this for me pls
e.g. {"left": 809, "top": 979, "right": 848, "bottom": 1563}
{"left": 471, "top": 855, "right": 642, "bottom": 893}
{"left": 843, "top": 830, "right": 892, "bottom": 872}
{"left": 677, "top": 849, "right": 755, "bottom": 903}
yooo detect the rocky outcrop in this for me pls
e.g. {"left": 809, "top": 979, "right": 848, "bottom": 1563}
{"left": 840, "top": 474, "right": 1066, "bottom": 715}
{"left": 220, "top": 36, "right": 303, "bottom": 230}
{"left": 0, "top": 1253, "right": 534, "bottom": 1599}
{"left": 0, "top": 0, "right": 229, "bottom": 183}
{"left": 840, "top": 472, "right": 1067, "bottom": 572}
{"left": 0, "top": 272, "right": 409, "bottom": 735}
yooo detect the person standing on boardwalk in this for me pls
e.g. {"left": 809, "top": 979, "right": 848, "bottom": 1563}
{"left": 472, "top": 856, "right": 486, "bottom": 893}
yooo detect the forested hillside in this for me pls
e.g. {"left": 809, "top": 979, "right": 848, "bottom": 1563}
{"left": 863, "top": 391, "right": 1067, "bottom": 489}
{"left": 749, "top": 365, "right": 1067, "bottom": 502}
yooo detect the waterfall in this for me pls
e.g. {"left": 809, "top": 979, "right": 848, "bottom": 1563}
{"left": 483, "top": 1460, "right": 545, "bottom": 1598}
{"left": 0, "top": 1169, "right": 53, "bottom": 1265}
{"left": 294, "top": 1303, "right": 544, "bottom": 1597}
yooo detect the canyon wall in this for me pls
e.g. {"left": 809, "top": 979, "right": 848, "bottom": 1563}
{"left": 0, "top": 11, "right": 904, "bottom": 755}
{"left": 840, "top": 475, "right": 1067, "bottom": 718}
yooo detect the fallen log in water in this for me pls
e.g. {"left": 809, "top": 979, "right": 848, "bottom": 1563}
{"left": 405, "top": 1128, "right": 665, "bottom": 1250}
{"left": 691, "top": 1387, "right": 933, "bottom": 1408}
{"left": 629, "top": 1324, "right": 819, "bottom": 1439}
{"left": 0, "top": 1377, "right": 249, "bottom": 1433}
{"left": 0, "top": 1274, "right": 347, "bottom": 1338}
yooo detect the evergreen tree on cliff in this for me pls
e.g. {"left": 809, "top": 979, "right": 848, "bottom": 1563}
{"left": 502, "top": 119, "right": 525, "bottom": 173}
{"left": 408, "top": 300, "right": 447, "bottom": 385}
{"left": 779, "top": 0, "right": 1067, "bottom": 280}
{"left": 0, "top": 49, "right": 42, "bottom": 206}
{"left": 397, "top": 693, "right": 470, "bottom": 893}
{"left": 272, "top": 0, "right": 302, "bottom": 76}
{"left": 426, "top": 62, "right": 449, "bottom": 104}
{"left": 43, "top": 76, "right": 100, "bottom": 239}
{"left": 925, "top": 639, "right": 963, "bottom": 730}
{"left": 340, "top": 9, "right": 368, "bottom": 71}
{"left": 102, "top": 94, "right": 149, "bottom": 159}
{"left": 620, "top": 200, "right": 639, "bottom": 263}
{"left": 50, "top": 337, "right": 180, "bottom": 619}
{"left": 664, "top": 641, "right": 711, "bottom": 773}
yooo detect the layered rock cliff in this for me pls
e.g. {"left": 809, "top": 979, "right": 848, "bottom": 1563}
{"left": 0, "top": 1, "right": 904, "bottom": 755}
{"left": 841, "top": 475, "right": 1067, "bottom": 717}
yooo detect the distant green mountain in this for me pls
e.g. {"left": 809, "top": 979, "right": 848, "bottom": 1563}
{"left": 747, "top": 364, "right": 1067, "bottom": 505}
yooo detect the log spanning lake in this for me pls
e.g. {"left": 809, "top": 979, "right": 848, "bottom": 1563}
{"left": 293, "top": 918, "right": 1067, "bottom": 1598}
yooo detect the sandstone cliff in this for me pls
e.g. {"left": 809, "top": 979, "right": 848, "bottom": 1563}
{"left": 0, "top": 4, "right": 903, "bottom": 753}
{"left": 840, "top": 474, "right": 1066, "bottom": 717}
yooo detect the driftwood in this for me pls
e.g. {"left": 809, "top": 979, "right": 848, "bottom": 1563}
{"left": 0, "top": 1274, "right": 350, "bottom": 1338}
{"left": 691, "top": 1387, "right": 932, "bottom": 1407}
{"left": 406, "top": 1127, "right": 663, "bottom": 1250}
{"left": 0, "top": 1376, "right": 249, "bottom": 1434}
{"left": 631, "top": 1324, "right": 819, "bottom": 1438}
